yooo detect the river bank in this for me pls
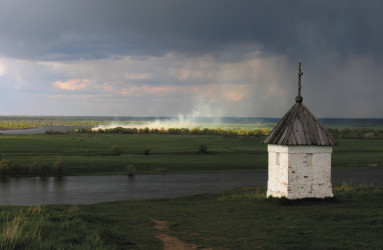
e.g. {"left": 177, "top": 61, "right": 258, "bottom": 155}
{"left": 0, "top": 169, "right": 382, "bottom": 205}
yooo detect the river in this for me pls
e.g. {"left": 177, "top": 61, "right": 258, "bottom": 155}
{"left": 0, "top": 125, "right": 93, "bottom": 135}
{"left": 0, "top": 169, "right": 382, "bottom": 205}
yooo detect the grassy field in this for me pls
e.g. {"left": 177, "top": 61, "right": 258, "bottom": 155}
{"left": 0, "top": 185, "right": 382, "bottom": 249}
{"left": 0, "top": 131, "right": 382, "bottom": 249}
{"left": 0, "top": 134, "right": 382, "bottom": 176}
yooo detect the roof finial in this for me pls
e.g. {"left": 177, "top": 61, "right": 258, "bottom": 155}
{"left": 295, "top": 62, "right": 303, "bottom": 103}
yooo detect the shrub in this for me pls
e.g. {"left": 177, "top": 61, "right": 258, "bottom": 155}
{"left": 112, "top": 146, "right": 124, "bottom": 155}
{"left": 144, "top": 148, "right": 151, "bottom": 155}
{"left": 191, "top": 128, "right": 200, "bottom": 135}
{"left": 45, "top": 130, "right": 69, "bottom": 135}
{"left": 150, "top": 128, "right": 159, "bottom": 134}
{"left": 29, "top": 162, "right": 40, "bottom": 177}
{"left": 22, "top": 164, "right": 29, "bottom": 175}
{"left": 12, "top": 163, "right": 24, "bottom": 176}
{"left": 126, "top": 164, "right": 136, "bottom": 177}
{"left": 53, "top": 160, "right": 66, "bottom": 177}
{"left": 38, "top": 164, "right": 50, "bottom": 177}
{"left": 199, "top": 144, "right": 208, "bottom": 154}
{"left": 0, "top": 160, "right": 10, "bottom": 176}
{"left": 76, "top": 128, "right": 93, "bottom": 133}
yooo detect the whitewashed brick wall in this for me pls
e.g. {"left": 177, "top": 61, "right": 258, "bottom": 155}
{"left": 267, "top": 145, "right": 333, "bottom": 199}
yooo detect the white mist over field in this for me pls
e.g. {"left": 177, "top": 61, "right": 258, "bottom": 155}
{"left": 95, "top": 97, "right": 225, "bottom": 130}
{"left": 96, "top": 117, "right": 205, "bottom": 130}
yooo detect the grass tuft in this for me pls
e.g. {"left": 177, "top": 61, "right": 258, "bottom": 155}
{"left": 0, "top": 205, "right": 107, "bottom": 249}
{"left": 27, "top": 204, "right": 44, "bottom": 215}
{"left": 218, "top": 187, "right": 266, "bottom": 201}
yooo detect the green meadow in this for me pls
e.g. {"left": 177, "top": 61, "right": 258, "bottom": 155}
{"left": 1, "top": 186, "right": 382, "bottom": 249}
{"left": 0, "top": 134, "right": 382, "bottom": 176}
{"left": 0, "top": 133, "right": 382, "bottom": 249}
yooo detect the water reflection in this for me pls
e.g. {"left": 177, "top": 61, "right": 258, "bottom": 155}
{"left": 0, "top": 169, "right": 382, "bottom": 205}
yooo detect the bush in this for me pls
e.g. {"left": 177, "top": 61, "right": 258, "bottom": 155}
{"left": 38, "top": 164, "right": 50, "bottom": 177}
{"left": 45, "top": 130, "right": 69, "bottom": 135}
{"left": 53, "top": 160, "right": 66, "bottom": 176}
{"left": 29, "top": 161, "right": 40, "bottom": 177}
{"left": 12, "top": 163, "right": 24, "bottom": 176}
{"left": 112, "top": 146, "right": 124, "bottom": 155}
{"left": 199, "top": 144, "right": 208, "bottom": 154}
{"left": 76, "top": 128, "right": 93, "bottom": 133}
{"left": 22, "top": 164, "right": 29, "bottom": 175}
{"left": 144, "top": 148, "right": 151, "bottom": 155}
{"left": 0, "top": 160, "right": 10, "bottom": 176}
{"left": 126, "top": 164, "right": 136, "bottom": 176}
{"left": 191, "top": 128, "right": 200, "bottom": 135}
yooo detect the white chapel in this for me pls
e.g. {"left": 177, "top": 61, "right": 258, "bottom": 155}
{"left": 262, "top": 63, "right": 337, "bottom": 199}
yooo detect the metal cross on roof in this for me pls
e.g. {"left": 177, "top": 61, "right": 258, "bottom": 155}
{"left": 296, "top": 62, "right": 303, "bottom": 103}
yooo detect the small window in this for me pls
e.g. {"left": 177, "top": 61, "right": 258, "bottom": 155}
{"left": 276, "top": 152, "right": 280, "bottom": 166}
{"left": 306, "top": 153, "right": 313, "bottom": 167}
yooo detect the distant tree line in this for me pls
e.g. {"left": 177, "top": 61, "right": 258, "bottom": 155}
{"left": 75, "top": 127, "right": 271, "bottom": 137}
{"left": 42, "top": 126, "right": 383, "bottom": 139}
{"left": 0, "top": 119, "right": 102, "bottom": 130}
{"left": 0, "top": 121, "right": 40, "bottom": 130}
{"left": 75, "top": 127, "right": 383, "bottom": 139}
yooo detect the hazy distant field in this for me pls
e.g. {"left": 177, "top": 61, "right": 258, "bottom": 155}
{"left": 1, "top": 116, "right": 383, "bottom": 131}
{"left": 0, "top": 116, "right": 382, "bottom": 176}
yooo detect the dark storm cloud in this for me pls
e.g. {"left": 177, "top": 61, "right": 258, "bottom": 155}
{"left": 1, "top": 0, "right": 382, "bottom": 61}
{"left": 1, "top": 0, "right": 382, "bottom": 118}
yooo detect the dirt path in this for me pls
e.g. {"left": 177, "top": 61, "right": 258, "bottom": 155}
{"left": 153, "top": 219, "right": 212, "bottom": 250}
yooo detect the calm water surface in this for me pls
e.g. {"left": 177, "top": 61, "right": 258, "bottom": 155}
{"left": 0, "top": 125, "right": 93, "bottom": 135}
{"left": 0, "top": 169, "right": 382, "bottom": 205}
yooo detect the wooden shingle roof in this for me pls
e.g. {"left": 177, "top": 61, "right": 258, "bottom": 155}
{"left": 262, "top": 102, "right": 338, "bottom": 146}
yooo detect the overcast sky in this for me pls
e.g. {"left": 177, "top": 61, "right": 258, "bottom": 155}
{"left": 0, "top": 0, "right": 382, "bottom": 118}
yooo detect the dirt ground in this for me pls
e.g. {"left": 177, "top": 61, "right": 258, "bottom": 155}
{"left": 153, "top": 219, "right": 213, "bottom": 250}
